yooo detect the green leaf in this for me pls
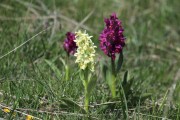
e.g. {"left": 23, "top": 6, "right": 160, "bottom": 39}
{"left": 87, "top": 75, "right": 97, "bottom": 94}
{"left": 79, "top": 70, "right": 84, "bottom": 80}
{"left": 124, "top": 77, "right": 134, "bottom": 96}
{"left": 44, "top": 59, "right": 61, "bottom": 79}
{"left": 102, "top": 64, "right": 108, "bottom": 80}
{"left": 59, "top": 57, "right": 66, "bottom": 67}
{"left": 121, "top": 71, "right": 135, "bottom": 96}
{"left": 116, "top": 51, "right": 123, "bottom": 73}
{"left": 106, "top": 70, "right": 116, "bottom": 98}
{"left": 60, "top": 98, "right": 86, "bottom": 114}
{"left": 122, "top": 71, "right": 128, "bottom": 86}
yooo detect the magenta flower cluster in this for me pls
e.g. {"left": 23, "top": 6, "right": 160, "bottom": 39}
{"left": 63, "top": 32, "right": 77, "bottom": 55}
{"left": 99, "top": 13, "right": 125, "bottom": 60}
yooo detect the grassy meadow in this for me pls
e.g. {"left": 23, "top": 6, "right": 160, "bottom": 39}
{"left": 0, "top": 0, "right": 180, "bottom": 119}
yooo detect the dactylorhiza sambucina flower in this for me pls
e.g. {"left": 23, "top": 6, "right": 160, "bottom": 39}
{"left": 99, "top": 13, "right": 125, "bottom": 60}
{"left": 74, "top": 30, "right": 96, "bottom": 72}
{"left": 63, "top": 32, "right": 77, "bottom": 55}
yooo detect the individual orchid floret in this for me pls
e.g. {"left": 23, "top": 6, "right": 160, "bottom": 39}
{"left": 63, "top": 32, "right": 77, "bottom": 55}
{"left": 74, "top": 30, "right": 96, "bottom": 72}
{"left": 99, "top": 13, "right": 125, "bottom": 60}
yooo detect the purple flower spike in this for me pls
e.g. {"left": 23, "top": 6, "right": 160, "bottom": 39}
{"left": 99, "top": 13, "right": 125, "bottom": 60}
{"left": 63, "top": 32, "right": 77, "bottom": 55}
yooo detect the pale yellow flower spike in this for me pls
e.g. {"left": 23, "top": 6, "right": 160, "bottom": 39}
{"left": 26, "top": 115, "right": 33, "bottom": 120}
{"left": 74, "top": 30, "right": 96, "bottom": 72}
{"left": 3, "top": 108, "right": 10, "bottom": 113}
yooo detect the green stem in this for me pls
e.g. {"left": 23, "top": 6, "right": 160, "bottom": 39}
{"left": 111, "top": 58, "right": 116, "bottom": 98}
{"left": 111, "top": 73, "right": 116, "bottom": 98}
{"left": 65, "top": 54, "right": 69, "bottom": 81}
{"left": 84, "top": 80, "right": 89, "bottom": 113}
{"left": 65, "top": 65, "right": 69, "bottom": 81}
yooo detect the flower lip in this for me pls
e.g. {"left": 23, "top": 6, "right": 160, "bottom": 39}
{"left": 99, "top": 13, "right": 125, "bottom": 60}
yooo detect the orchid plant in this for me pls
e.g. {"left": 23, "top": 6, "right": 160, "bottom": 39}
{"left": 74, "top": 30, "right": 97, "bottom": 112}
{"left": 99, "top": 13, "right": 125, "bottom": 98}
{"left": 63, "top": 32, "right": 77, "bottom": 81}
